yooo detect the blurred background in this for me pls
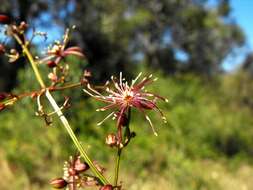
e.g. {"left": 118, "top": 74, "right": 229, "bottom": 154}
{"left": 1, "top": 0, "right": 253, "bottom": 189}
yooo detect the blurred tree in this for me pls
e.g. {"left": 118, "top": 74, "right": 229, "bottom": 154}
{"left": 0, "top": 0, "right": 245, "bottom": 89}
{"left": 242, "top": 53, "right": 253, "bottom": 75}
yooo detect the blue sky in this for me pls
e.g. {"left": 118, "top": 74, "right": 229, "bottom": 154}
{"left": 231, "top": 0, "right": 253, "bottom": 49}
{"left": 222, "top": 0, "right": 253, "bottom": 71}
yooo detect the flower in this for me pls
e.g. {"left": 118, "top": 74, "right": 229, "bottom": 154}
{"left": 40, "top": 29, "right": 84, "bottom": 67}
{"left": 83, "top": 72, "right": 168, "bottom": 138}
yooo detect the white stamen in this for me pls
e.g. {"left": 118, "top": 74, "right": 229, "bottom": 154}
{"left": 145, "top": 115, "right": 158, "bottom": 136}
{"left": 87, "top": 84, "right": 104, "bottom": 97}
{"left": 132, "top": 72, "right": 142, "bottom": 86}
{"left": 97, "top": 112, "right": 115, "bottom": 126}
{"left": 83, "top": 89, "right": 95, "bottom": 97}
{"left": 120, "top": 72, "right": 122, "bottom": 86}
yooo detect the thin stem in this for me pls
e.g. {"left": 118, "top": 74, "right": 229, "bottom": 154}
{"left": 45, "top": 91, "right": 108, "bottom": 184}
{"left": 114, "top": 108, "right": 132, "bottom": 187}
{"left": 13, "top": 33, "right": 109, "bottom": 185}
{"left": 13, "top": 34, "right": 46, "bottom": 88}
{"left": 114, "top": 148, "right": 122, "bottom": 186}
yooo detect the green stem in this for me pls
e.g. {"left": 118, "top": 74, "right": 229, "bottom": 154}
{"left": 114, "top": 148, "right": 122, "bottom": 186}
{"left": 114, "top": 108, "right": 132, "bottom": 187}
{"left": 14, "top": 34, "right": 109, "bottom": 185}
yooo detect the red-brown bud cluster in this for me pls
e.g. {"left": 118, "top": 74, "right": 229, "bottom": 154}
{"left": 51, "top": 155, "right": 103, "bottom": 189}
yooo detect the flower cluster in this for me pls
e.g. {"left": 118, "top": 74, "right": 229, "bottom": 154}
{"left": 50, "top": 155, "right": 110, "bottom": 189}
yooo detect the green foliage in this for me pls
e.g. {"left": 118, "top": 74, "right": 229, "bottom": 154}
{"left": 1, "top": 67, "right": 253, "bottom": 189}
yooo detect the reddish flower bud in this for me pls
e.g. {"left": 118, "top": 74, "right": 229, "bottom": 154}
{"left": 0, "top": 44, "right": 6, "bottom": 55}
{"left": 0, "top": 14, "right": 11, "bottom": 24}
{"left": 100, "top": 184, "right": 113, "bottom": 190}
{"left": 47, "top": 60, "right": 57, "bottom": 68}
{"left": 105, "top": 133, "right": 117, "bottom": 147}
{"left": 74, "top": 157, "right": 89, "bottom": 173}
{"left": 50, "top": 178, "right": 68, "bottom": 189}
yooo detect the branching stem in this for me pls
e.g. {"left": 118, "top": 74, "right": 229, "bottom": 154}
{"left": 13, "top": 33, "right": 109, "bottom": 185}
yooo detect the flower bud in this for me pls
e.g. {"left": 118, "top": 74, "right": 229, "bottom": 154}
{"left": 50, "top": 178, "right": 68, "bottom": 189}
{"left": 47, "top": 60, "right": 57, "bottom": 68}
{"left": 0, "top": 14, "right": 11, "bottom": 24}
{"left": 74, "top": 157, "right": 89, "bottom": 173}
{"left": 105, "top": 133, "right": 117, "bottom": 147}
{"left": 100, "top": 184, "right": 113, "bottom": 190}
{"left": 0, "top": 44, "right": 6, "bottom": 55}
